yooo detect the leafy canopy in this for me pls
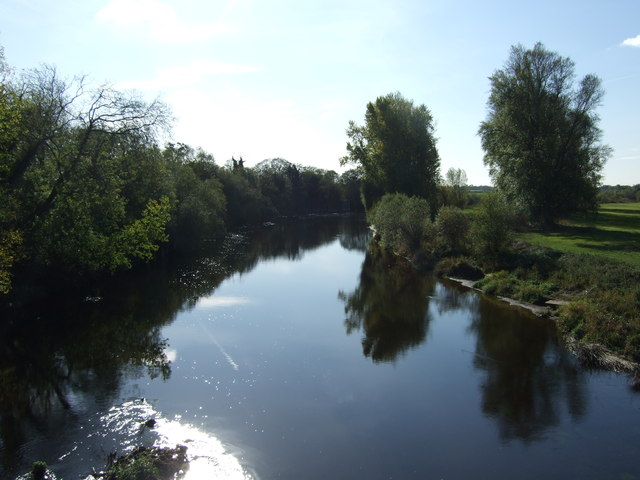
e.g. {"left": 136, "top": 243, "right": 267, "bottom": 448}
{"left": 478, "top": 42, "right": 611, "bottom": 225}
{"left": 342, "top": 92, "right": 440, "bottom": 209}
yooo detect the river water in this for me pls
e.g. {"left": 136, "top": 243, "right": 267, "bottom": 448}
{"left": 1, "top": 217, "right": 639, "bottom": 479}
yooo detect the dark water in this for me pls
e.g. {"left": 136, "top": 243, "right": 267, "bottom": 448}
{"left": 1, "top": 217, "right": 639, "bottom": 480}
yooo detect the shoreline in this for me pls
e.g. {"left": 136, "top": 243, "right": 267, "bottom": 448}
{"left": 445, "top": 276, "right": 640, "bottom": 387}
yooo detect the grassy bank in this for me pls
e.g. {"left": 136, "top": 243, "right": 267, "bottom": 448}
{"left": 518, "top": 202, "right": 640, "bottom": 267}
{"left": 467, "top": 245, "right": 640, "bottom": 364}
{"left": 369, "top": 194, "right": 640, "bottom": 366}
{"left": 464, "top": 202, "right": 640, "bottom": 365}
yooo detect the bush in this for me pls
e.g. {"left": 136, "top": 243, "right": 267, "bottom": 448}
{"left": 470, "top": 192, "right": 514, "bottom": 264}
{"left": 474, "top": 270, "right": 555, "bottom": 305}
{"left": 106, "top": 449, "right": 162, "bottom": 480}
{"left": 435, "top": 257, "right": 484, "bottom": 280}
{"left": 369, "top": 193, "right": 433, "bottom": 255}
{"left": 435, "top": 206, "right": 470, "bottom": 253}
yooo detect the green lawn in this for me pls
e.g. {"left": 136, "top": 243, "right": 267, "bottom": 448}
{"left": 518, "top": 202, "right": 640, "bottom": 267}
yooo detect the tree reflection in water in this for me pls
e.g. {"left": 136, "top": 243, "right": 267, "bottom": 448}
{"left": 0, "top": 292, "right": 173, "bottom": 474}
{"left": 339, "top": 243, "right": 436, "bottom": 363}
{"left": 341, "top": 253, "right": 589, "bottom": 444}
{"left": 466, "top": 290, "right": 588, "bottom": 443}
{"left": 0, "top": 216, "right": 368, "bottom": 476}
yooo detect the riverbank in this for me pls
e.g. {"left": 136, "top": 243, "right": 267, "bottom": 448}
{"left": 446, "top": 268, "right": 640, "bottom": 389}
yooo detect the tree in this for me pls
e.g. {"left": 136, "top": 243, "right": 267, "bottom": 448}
{"left": 442, "top": 167, "right": 468, "bottom": 208}
{"left": 478, "top": 43, "right": 611, "bottom": 225}
{"left": 1, "top": 63, "right": 172, "bottom": 280}
{"left": 341, "top": 92, "right": 440, "bottom": 210}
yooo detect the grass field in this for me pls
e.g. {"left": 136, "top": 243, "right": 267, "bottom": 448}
{"left": 519, "top": 202, "right": 640, "bottom": 267}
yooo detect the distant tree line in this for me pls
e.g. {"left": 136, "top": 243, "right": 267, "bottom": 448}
{"left": 598, "top": 185, "right": 640, "bottom": 203}
{"left": 0, "top": 50, "right": 363, "bottom": 295}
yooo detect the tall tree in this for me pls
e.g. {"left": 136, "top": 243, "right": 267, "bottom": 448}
{"left": 442, "top": 167, "right": 468, "bottom": 208}
{"left": 1, "top": 63, "right": 172, "bottom": 280}
{"left": 478, "top": 43, "right": 611, "bottom": 225}
{"left": 341, "top": 92, "right": 440, "bottom": 210}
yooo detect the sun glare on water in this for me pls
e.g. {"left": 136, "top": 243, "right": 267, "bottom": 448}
{"left": 100, "top": 399, "right": 255, "bottom": 480}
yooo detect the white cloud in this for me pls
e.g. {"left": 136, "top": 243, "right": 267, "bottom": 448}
{"left": 96, "top": 0, "right": 234, "bottom": 44}
{"left": 621, "top": 34, "right": 640, "bottom": 47}
{"left": 116, "top": 59, "right": 259, "bottom": 91}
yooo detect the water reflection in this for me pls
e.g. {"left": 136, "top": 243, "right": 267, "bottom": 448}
{"left": 0, "top": 216, "right": 364, "bottom": 478}
{"left": 0, "top": 299, "right": 172, "bottom": 475}
{"left": 467, "top": 289, "right": 588, "bottom": 443}
{"left": 339, "top": 243, "right": 436, "bottom": 362}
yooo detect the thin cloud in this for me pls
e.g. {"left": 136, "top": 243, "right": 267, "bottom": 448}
{"left": 117, "top": 59, "right": 260, "bottom": 91}
{"left": 621, "top": 34, "right": 640, "bottom": 47}
{"left": 96, "top": 0, "right": 234, "bottom": 44}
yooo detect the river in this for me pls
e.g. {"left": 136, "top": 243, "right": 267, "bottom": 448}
{"left": 1, "top": 217, "right": 639, "bottom": 479}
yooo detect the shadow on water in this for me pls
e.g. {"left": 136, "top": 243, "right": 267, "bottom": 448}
{"left": 339, "top": 243, "right": 436, "bottom": 363}
{"left": 0, "top": 215, "right": 365, "bottom": 478}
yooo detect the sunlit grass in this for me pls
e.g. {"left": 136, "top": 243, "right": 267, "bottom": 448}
{"left": 518, "top": 202, "right": 640, "bottom": 267}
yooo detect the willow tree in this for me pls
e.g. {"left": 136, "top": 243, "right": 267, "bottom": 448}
{"left": 478, "top": 43, "right": 611, "bottom": 225}
{"left": 341, "top": 92, "right": 440, "bottom": 211}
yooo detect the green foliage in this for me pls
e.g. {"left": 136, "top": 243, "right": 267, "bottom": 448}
{"left": 479, "top": 42, "right": 610, "bottom": 225}
{"left": 368, "top": 193, "right": 433, "bottom": 255}
{"left": 111, "top": 197, "right": 171, "bottom": 269}
{"left": 169, "top": 161, "right": 227, "bottom": 253}
{"left": 474, "top": 270, "right": 556, "bottom": 305}
{"left": 598, "top": 184, "right": 640, "bottom": 203}
{"left": 217, "top": 167, "right": 273, "bottom": 228}
{"left": 0, "top": 49, "right": 358, "bottom": 294}
{"left": 107, "top": 453, "right": 160, "bottom": 480}
{"left": 342, "top": 92, "right": 440, "bottom": 209}
{"left": 0, "top": 229, "right": 23, "bottom": 293}
{"left": 441, "top": 167, "right": 468, "bottom": 208}
{"left": 435, "top": 206, "right": 470, "bottom": 253}
{"left": 469, "top": 192, "right": 514, "bottom": 263}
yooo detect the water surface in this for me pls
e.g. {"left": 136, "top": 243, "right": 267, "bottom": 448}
{"left": 1, "top": 217, "right": 639, "bottom": 479}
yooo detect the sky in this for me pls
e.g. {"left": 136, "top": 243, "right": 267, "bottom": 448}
{"left": 1, "top": 0, "right": 639, "bottom": 185}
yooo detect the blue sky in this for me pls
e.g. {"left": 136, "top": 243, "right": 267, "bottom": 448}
{"left": 1, "top": 0, "right": 639, "bottom": 185}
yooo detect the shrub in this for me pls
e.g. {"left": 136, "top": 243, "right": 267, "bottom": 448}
{"left": 369, "top": 193, "right": 433, "bottom": 255}
{"left": 474, "top": 270, "right": 555, "bottom": 305}
{"left": 435, "top": 257, "right": 484, "bottom": 280}
{"left": 470, "top": 192, "right": 514, "bottom": 264}
{"left": 515, "top": 281, "right": 556, "bottom": 305}
{"left": 107, "top": 451, "right": 160, "bottom": 480}
{"left": 474, "top": 270, "right": 515, "bottom": 296}
{"left": 435, "top": 206, "right": 470, "bottom": 253}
